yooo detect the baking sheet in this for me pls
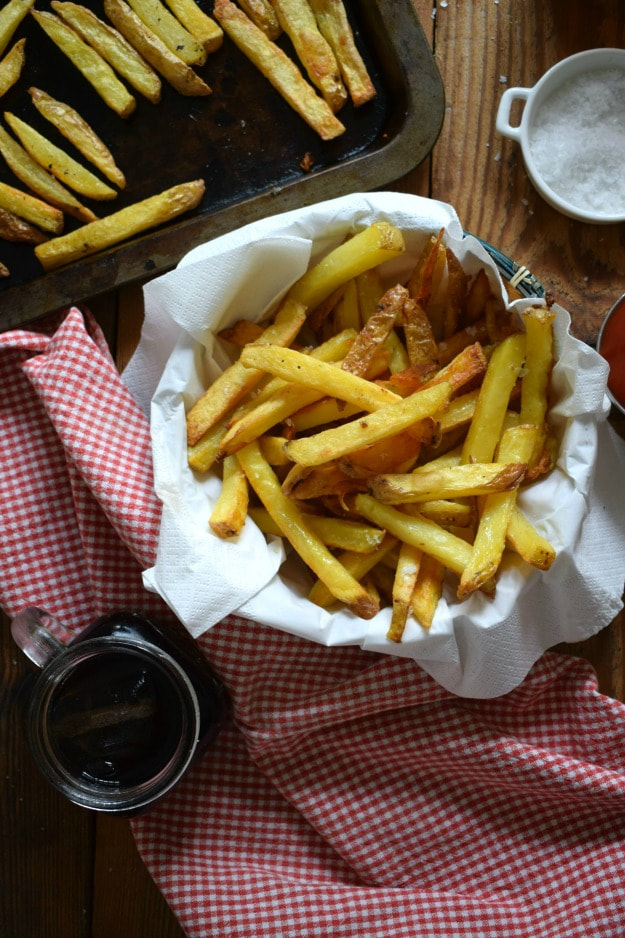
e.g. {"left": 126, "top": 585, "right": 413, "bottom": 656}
{"left": 0, "top": 0, "right": 444, "bottom": 329}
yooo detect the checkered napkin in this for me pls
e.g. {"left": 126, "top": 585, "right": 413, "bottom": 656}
{"left": 3, "top": 308, "right": 625, "bottom": 938}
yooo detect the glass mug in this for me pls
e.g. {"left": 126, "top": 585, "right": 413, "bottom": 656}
{"left": 11, "top": 607, "right": 228, "bottom": 816}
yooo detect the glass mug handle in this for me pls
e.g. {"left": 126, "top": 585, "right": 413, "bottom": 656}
{"left": 11, "top": 606, "right": 74, "bottom": 668}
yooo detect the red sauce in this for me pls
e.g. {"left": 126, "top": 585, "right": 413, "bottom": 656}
{"left": 598, "top": 296, "right": 625, "bottom": 411}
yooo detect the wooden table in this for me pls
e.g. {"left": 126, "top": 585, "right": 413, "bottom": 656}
{"left": 2, "top": 2, "right": 624, "bottom": 935}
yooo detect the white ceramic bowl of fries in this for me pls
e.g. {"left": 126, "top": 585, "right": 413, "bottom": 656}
{"left": 128, "top": 192, "right": 625, "bottom": 698}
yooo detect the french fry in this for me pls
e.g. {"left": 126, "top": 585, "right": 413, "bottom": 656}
{"left": 237, "top": 441, "right": 378, "bottom": 618}
{"left": 249, "top": 505, "right": 385, "bottom": 553}
{"left": 387, "top": 542, "right": 421, "bottom": 642}
{"left": 288, "top": 222, "right": 405, "bottom": 311}
{"left": 34, "top": 178, "right": 205, "bottom": 270}
{"left": 213, "top": 0, "right": 344, "bottom": 140}
{"left": 411, "top": 554, "right": 444, "bottom": 630}
{"left": 506, "top": 506, "right": 556, "bottom": 570}
{"left": 0, "top": 179, "right": 64, "bottom": 233}
{"left": 520, "top": 306, "right": 556, "bottom": 467}
{"left": 307, "top": 533, "right": 397, "bottom": 609}
{"left": 341, "top": 283, "right": 405, "bottom": 376}
{"left": 4, "top": 112, "right": 117, "bottom": 201}
{"left": 29, "top": 88, "right": 126, "bottom": 189}
{"left": 465, "top": 268, "right": 493, "bottom": 325}
{"left": 461, "top": 332, "right": 526, "bottom": 464}
{"left": 284, "top": 382, "right": 451, "bottom": 467}
{"left": 442, "top": 246, "right": 468, "bottom": 338}
{"left": 126, "top": 0, "right": 207, "bottom": 65}
{"left": 0, "top": 0, "right": 35, "bottom": 58}
{"left": 308, "top": 0, "right": 376, "bottom": 107}
{"left": 209, "top": 454, "right": 249, "bottom": 538}
{"left": 333, "top": 278, "right": 360, "bottom": 332}
{"left": 353, "top": 493, "right": 473, "bottom": 579}
{"left": 104, "top": 0, "right": 212, "bottom": 96}
{"left": 0, "top": 123, "right": 97, "bottom": 223}
{"left": 457, "top": 424, "right": 536, "bottom": 598}
{"left": 0, "top": 37, "right": 25, "bottom": 96}
{"left": 51, "top": 2, "right": 162, "bottom": 103}
{"left": 31, "top": 9, "right": 136, "bottom": 118}
{"left": 0, "top": 205, "right": 48, "bottom": 243}
{"left": 369, "top": 461, "right": 527, "bottom": 504}
{"left": 416, "top": 499, "right": 476, "bottom": 529}
{"left": 164, "top": 0, "right": 223, "bottom": 51}
{"left": 270, "top": 0, "right": 347, "bottom": 112}
{"left": 236, "top": 0, "right": 281, "bottom": 39}
{"left": 186, "top": 297, "right": 307, "bottom": 445}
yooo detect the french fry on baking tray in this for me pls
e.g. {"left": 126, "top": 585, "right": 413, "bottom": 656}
{"left": 0, "top": 123, "right": 97, "bottom": 222}
{"left": 34, "top": 178, "right": 205, "bottom": 270}
{"left": 184, "top": 223, "right": 559, "bottom": 637}
{"left": 4, "top": 112, "right": 118, "bottom": 200}
{"left": 0, "top": 0, "right": 35, "bottom": 58}
{"left": 0, "top": 37, "right": 25, "bottom": 97}
{"left": 103, "top": 0, "right": 211, "bottom": 96}
{"left": 31, "top": 9, "right": 136, "bottom": 118}
{"left": 0, "top": 205, "right": 48, "bottom": 243}
{"left": 212, "top": 0, "right": 345, "bottom": 140}
{"left": 29, "top": 88, "right": 126, "bottom": 189}
{"left": 270, "top": 0, "right": 347, "bottom": 112}
{"left": 163, "top": 0, "right": 223, "bottom": 52}
{"left": 308, "top": 0, "right": 376, "bottom": 106}
{"left": 0, "top": 179, "right": 64, "bottom": 233}
{"left": 50, "top": 2, "right": 162, "bottom": 104}
{"left": 124, "top": 0, "right": 207, "bottom": 66}
{"left": 236, "top": 0, "right": 281, "bottom": 40}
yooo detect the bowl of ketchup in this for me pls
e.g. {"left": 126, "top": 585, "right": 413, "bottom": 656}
{"left": 597, "top": 294, "right": 625, "bottom": 417}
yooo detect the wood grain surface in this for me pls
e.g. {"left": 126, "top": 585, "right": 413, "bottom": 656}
{"left": 2, "top": 2, "right": 624, "bottom": 936}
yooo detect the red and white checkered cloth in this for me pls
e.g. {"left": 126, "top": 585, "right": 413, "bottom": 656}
{"left": 3, "top": 307, "right": 625, "bottom": 938}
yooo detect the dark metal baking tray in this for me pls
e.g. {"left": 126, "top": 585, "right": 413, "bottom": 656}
{"left": 0, "top": 0, "right": 444, "bottom": 330}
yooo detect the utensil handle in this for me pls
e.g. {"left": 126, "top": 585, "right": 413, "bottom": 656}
{"left": 495, "top": 87, "right": 531, "bottom": 140}
{"left": 11, "top": 607, "right": 72, "bottom": 668}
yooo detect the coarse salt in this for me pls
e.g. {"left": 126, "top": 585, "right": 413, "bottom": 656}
{"left": 529, "top": 67, "right": 625, "bottom": 216}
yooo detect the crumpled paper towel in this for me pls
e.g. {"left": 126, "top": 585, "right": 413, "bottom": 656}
{"left": 123, "top": 191, "right": 625, "bottom": 698}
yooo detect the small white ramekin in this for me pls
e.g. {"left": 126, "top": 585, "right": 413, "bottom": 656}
{"left": 496, "top": 48, "right": 625, "bottom": 224}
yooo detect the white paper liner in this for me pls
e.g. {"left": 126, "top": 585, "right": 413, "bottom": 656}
{"left": 123, "top": 192, "right": 625, "bottom": 698}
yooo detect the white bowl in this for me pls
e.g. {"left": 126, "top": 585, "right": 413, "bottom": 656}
{"left": 496, "top": 48, "right": 625, "bottom": 223}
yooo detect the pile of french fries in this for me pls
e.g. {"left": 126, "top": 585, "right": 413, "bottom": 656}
{"left": 0, "top": 0, "right": 375, "bottom": 276}
{"left": 185, "top": 220, "right": 559, "bottom": 642}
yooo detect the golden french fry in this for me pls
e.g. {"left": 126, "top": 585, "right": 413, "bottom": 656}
{"left": 368, "top": 461, "right": 527, "bottom": 504}
{"left": 0, "top": 179, "right": 64, "bottom": 233}
{"left": 164, "top": 0, "right": 223, "bottom": 51}
{"left": 104, "top": 0, "right": 212, "bottom": 95}
{"left": 187, "top": 421, "right": 228, "bottom": 473}
{"left": 186, "top": 297, "right": 307, "bottom": 445}
{"left": 457, "top": 424, "right": 536, "bottom": 598}
{"left": 465, "top": 268, "right": 493, "bottom": 324}
{"left": 0, "top": 123, "right": 97, "bottom": 223}
{"left": 35, "top": 178, "right": 205, "bottom": 270}
{"left": 51, "top": 2, "right": 162, "bottom": 103}
{"left": 442, "top": 247, "right": 468, "bottom": 338}
{"left": 218, "top": 319, "right": 265, "bottom": 347}
{"left": 387, "top": 542, "right": 421, "bottom": 642}
{"left": 401, "top": 296, "right": 439, "bottom": 374}
{"left": 4, "top": 112, "right": 117, "bottom": 201}
{"left": 0, "top": 0, "right": 35, "bottom": 58}
{"left": 341, "top": 283, "right": 405, "bottom": 376}
{"left": 0, "top": 37, "right": 25, "bottom": 96}
{"left": 520, "top": 305, "right": 556, "bottom": 466}
{"left": 249, "top": 505, "right": 385, "bottom": 553}
{"left": 289, "top": 222, "right": 405, "bottom": 311}
{"left": 237, "top": 441, "right": 378, "bottom": 618}
{"left": 461, "top": 332, "right": 526, "bottom": 464}
{"left": 284, "top": 382, "right": 451, "bottom": 467}
{"left": 307, "top": 533, "right": 397, "bottom": 608}
{"left": 339, "top": 428, "right": 425, "bottom": 478}
{"left": 271, "top": 0, "right": 347, "bottom": 112}
{"left": 308, "top": 0, "right": 376, "bottom": 107}
{"left": 290, "top": 395, "right": 362, "bottom": 432}
{"left": 236, "top": 0, "right": 281, "bottom": 39}
{"left": 411, "top": 554, "right": 444, "bottom": 630}
{"left": 0, "top": 205, "right": 47, "bottom": 243}
{"left": 506, "top": 506, "right": 556, "bottom": 570}
{"left": 213, "top": 0, "right": 344, "bottom": 140}
{"left": 31, "top": 9, "right": 136, "bottom": 118}
{"left": 29, "top": 88, "right": 126, "bottom": 189}
{"left": 258, "top": 435, "right": 291, "bottom": 466}
{"left": 209, "top": 454, "right": 249, "bottom": 538}
{"left": 416, "top": 499, "right": 476, "bottom": 529}
{"left": 126, "top": 0, "right": 207, "bottom": 65}
{"left": 353, "top": 493, "right": 473, "bottom": 578}
{"left": 281, "top": 461, "right": 365, "bottom": 499}
{"left": 239, "top": 343, "right": 401, "bottom": 413}
{"left": 333, "top": 277, "right": 360, "bottom": 332}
